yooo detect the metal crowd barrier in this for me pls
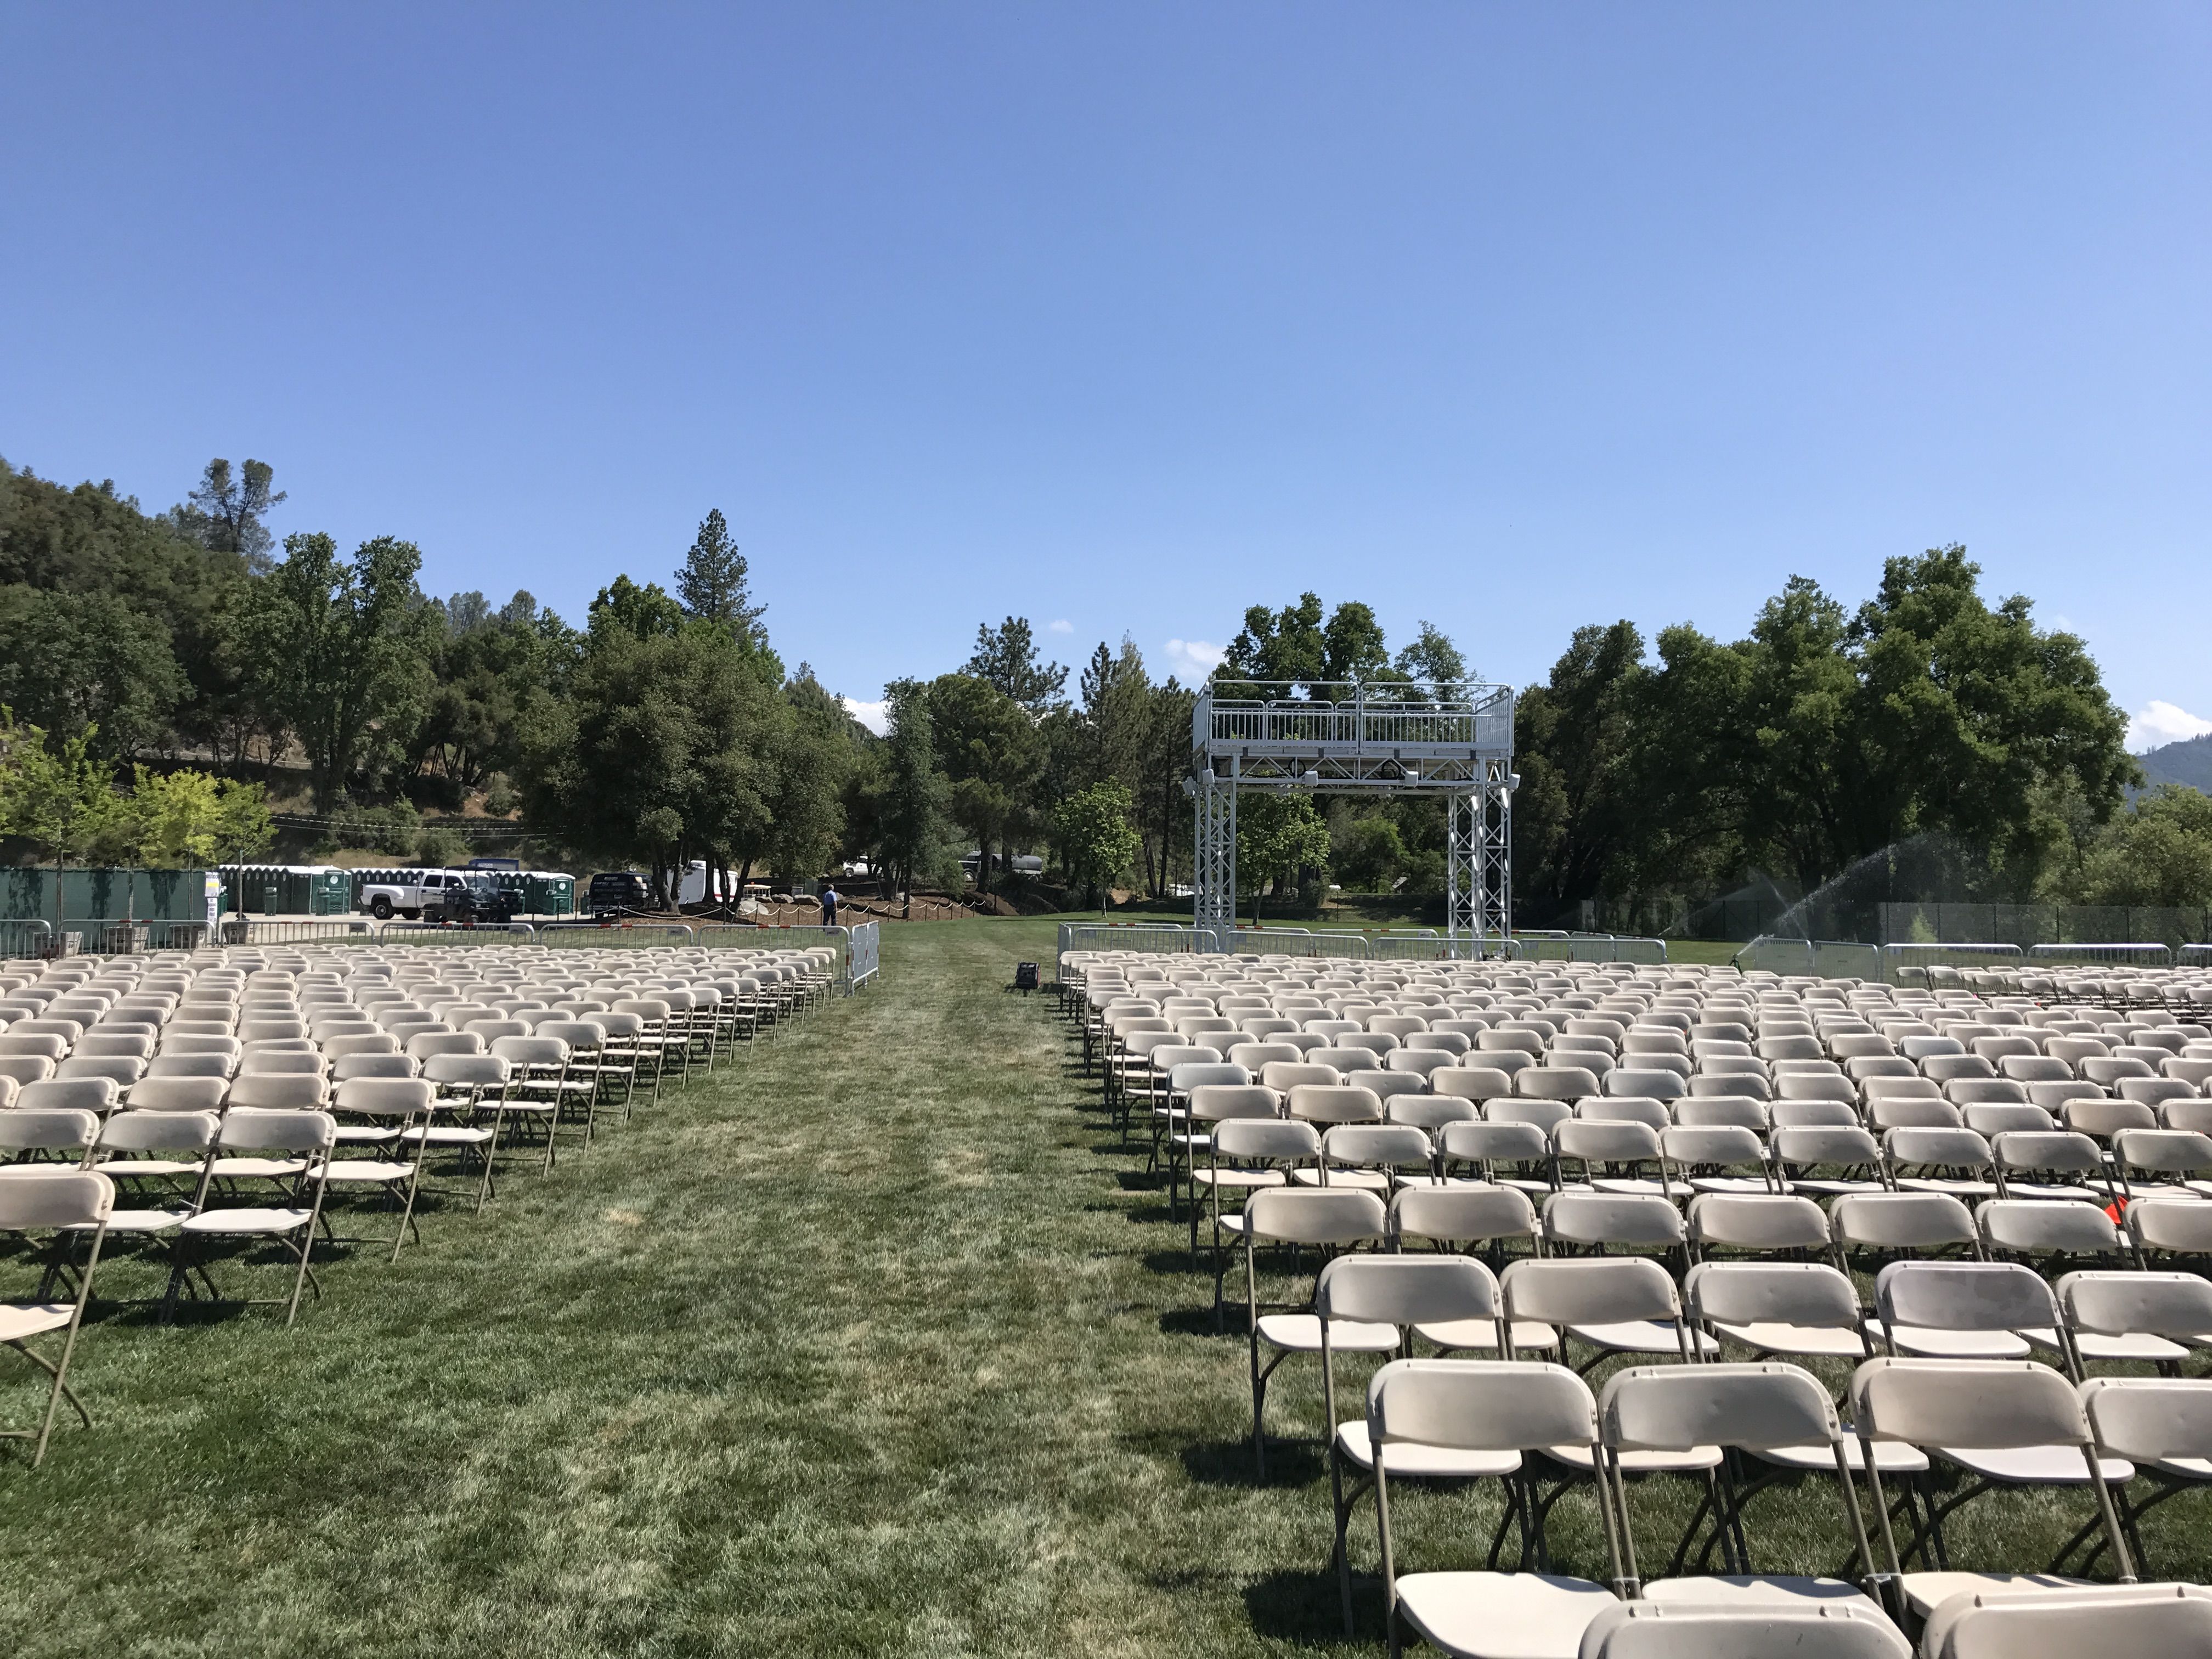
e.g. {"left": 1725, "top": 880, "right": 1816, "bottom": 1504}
{"left": 2026, "top": 942, "right": 2175, "bottom": 966}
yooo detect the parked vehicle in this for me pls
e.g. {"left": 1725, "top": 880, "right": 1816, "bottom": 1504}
{"left": 356, "top": 868, "right": 517, "bottom": 923}
{"left": 587, "top": 871, "right": 652, "bottom": 917}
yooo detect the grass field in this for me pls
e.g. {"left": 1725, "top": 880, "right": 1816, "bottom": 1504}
{"left": 0, "top": 918, "right": 2191, "bottom": 1656}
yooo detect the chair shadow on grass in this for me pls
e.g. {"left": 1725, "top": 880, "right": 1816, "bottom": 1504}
{"left": 1242, "top": 1565, "right": 1380, "bottom": 1646}
{"left": 1178, "top": 1435, "right": 1328, "bottom": 1489}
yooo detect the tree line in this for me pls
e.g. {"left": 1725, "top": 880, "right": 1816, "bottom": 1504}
{"left": 3, "top": 451, "right": 2199, "bottom": 917}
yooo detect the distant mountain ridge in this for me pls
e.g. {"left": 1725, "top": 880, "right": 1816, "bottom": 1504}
{"left": 2138, "top": 733, "right": 2212, "bottom": 794}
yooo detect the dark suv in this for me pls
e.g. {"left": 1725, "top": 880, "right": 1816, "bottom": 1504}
{"left": 588, "top": 871, "right": 652, "bottom": 917}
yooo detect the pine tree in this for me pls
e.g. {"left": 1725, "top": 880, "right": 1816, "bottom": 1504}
{"left": 675, "top": 509, "right": 766, "bottom": 641}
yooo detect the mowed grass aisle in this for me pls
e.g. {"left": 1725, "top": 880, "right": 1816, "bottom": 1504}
{"left": 6, "top": 921, "right": 2202, "bottom": 1657}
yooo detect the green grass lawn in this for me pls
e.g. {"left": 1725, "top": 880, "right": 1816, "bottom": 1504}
{"left": 0, "top": 918, "right": 2193, "bottom": 1656}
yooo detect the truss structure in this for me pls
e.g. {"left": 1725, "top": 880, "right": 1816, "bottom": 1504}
{"left": 1190, "top": 680, "right": 1517, "bottom": 956}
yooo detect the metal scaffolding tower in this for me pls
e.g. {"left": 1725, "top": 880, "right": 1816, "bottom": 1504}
{"left": 1189, "top": 680, "right": 1517, "bottom": 956}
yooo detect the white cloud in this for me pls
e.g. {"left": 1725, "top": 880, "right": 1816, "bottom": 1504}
{"left": 2127, "top": 700, "right": 2212, "bottom": 753}
{"left": 842, "top": 697, "right": 890, "bottom": 737}
{"left": 1163, "top": 638, "right": 1227, "bottom": 681}
{"left": 1046, "top": 618, "right": 1073, "bottom": 634}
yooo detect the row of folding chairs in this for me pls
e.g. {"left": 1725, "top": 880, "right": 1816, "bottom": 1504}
{"left": 0, "top": 940, "right": 840, "bottom": 1468}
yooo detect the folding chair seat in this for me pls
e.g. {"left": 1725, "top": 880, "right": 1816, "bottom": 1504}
{"left": 171, "top": 1109, "right": 337, "bottom": 1326}
{"left": 1239, "top": 1188, "right": 1390, "bottom": 1477}
{"left": 1314, "top": 1255, "right": 1517, "bottom": 1627}
{"left": 1368, "top": 1359, "right": 1621, "bottom": 1659}
{"left": 1575, "top": 1600, "right": 1907, "bottom": 1658}
{"left": 1829, "top": 1193, "right": 1978, "bottom": 1269}
{"left": 1918, "top": 1581, "right": 2212, "bottom": 1659}
{"left": 1978, "top": 1199, "right": 2128, "bottom": 1286}
{"left": 0, "top": 1169, "right": 116, "bottom": 1465}
{"left": 1441, "top": 1120, "right": 1555, "bottom": 1198}
{"left": 1870, "top": 1260, "right": 2055, "bottom": 1363}
{"left": 84, "top": 1108, "right": 218, "bottom": 1238}
{"left": 223, "top": 1073, "right": 328, "bottom": 1110}
{"left": 1990, "top": 1131, "right": 2111, "bottom": 1205}
{"left": 1506, "top": 1249, "right": 1717, "bottom": 1392}
{"left": 2081, "top": 1057, "right": 2154, "bottom": 1090}
{"left": 1772, "top": 1126, "right": 1885, "bottom": 1198}
{"left": 2112, "top": 1127, "right": 2212, "bottom": 1200}
{"left": 1660, "top": 1126, "right": 1772, "bottom": 1196}
{"left": 2057, "top": 1271, "right": 2212, "bottom": 1373}
{"left": 1596, "top": 1363, "right": 1889, "bottom": 1615}
{"left": 323, "top": 1079, "right": 435, "bottom": 1259}
{"left": 1671, "top": 1097, "right": 1767, "bottom": 1132}
{"left": 1882, "top": 1127, "right": 1996, "bottom": 1199}
{"left": 1390, "top": 1186, "right": 1554, "bottom": 1346}
{"left": 1849, "top": 1359, "right": 2135, "bottom": 1617}
{"left": 0, "top": 1107, "right": 101, "bottom": 1171}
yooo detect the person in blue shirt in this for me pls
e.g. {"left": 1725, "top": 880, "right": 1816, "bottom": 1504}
{"left": 820, "top": 884, "right": 839, "bottom": 927}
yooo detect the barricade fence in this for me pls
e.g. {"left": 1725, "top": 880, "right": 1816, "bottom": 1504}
{"left": 1, "top": 918, "right": 56, "bottom": 959}
{"left": 1731, "top": 938, "right": 1886, "bottom": 980}
{"left": 1516, "top": 933, "right": 1668, "bottom": 965}
{"left": 2025, "top": 941, "right": 2175, "bottom": 966}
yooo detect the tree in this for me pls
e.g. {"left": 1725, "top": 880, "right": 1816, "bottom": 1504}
{"left": 0, "top": 714, "right": 121, "bottom": 932}
{"left": 760, "top": 668, "right": 856, "bottom": 888}
{"left": 1510, "top": 621, "right": 1650, "bottom": 918}
{"left": 675, "top": 509, "right": 766, "bottom": 645}
{"left": 241, "top": 533, "right": 435, "bottom": 809}
{"left": 874, "top": 679, "right": 963, "bottom": 904}
{"left": 1333, "top": 814, "right": 1407, "bottom": 893}
{"left": 126, "top": 767, "right": 274, "bottom": 867}
{"left": 2063, "top": 786, "right": 2212, "bottom": 906}
{"left": 1221, "top": 593, "right": 1395, "bottom": 696}
{"left": 965, "top": 617, "right": 1068, "bottom": 714}
{"left": 1394, "top": 621, "right": 1470, "bottom": 692}
{"left": 1056, "top": 781, "right": 1142, "bottom": 911}
{"left": 184, "top": 458, "right": 286, "bottom": 572}
{"left": 589, "top": 574, "right": 687, "bottom": 644}
{"left": 1236, "top": 793, "right": 1329, "bottom": 924}
{"left": 926, "top": 673, "right": 1046, "bottom": 893}
{"left": 0, "top": 585, "right": 185, "bottom": 758}
{"left": 409, "top": 590, "right": 576, "bottom": 795}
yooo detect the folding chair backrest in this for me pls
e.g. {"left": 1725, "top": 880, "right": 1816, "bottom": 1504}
{"left": 1601, "top": 1361, "right": 1838, "bottom": 1453}
{"left": 122, "top": 1076, "right": 227, "bottom": 1113}
{"left": 0, "top": 1169, "right": 113, "bottom": 1229}
{"left": 98, "top": 1108, "right": 219, "bottom": 1154}
{"left": 1883, "top": 1127, "right": 1989, "bottom": 1169}
{"left": 1830, "top": 1192, "right": 1974, "bottom": 1251}
{"left": 2063, "top": 1270, "right": 2212, "bottom": 1340}
{"left": 1768, "top": 1099, "right": 1853, "bottom": 1127}
{"left": 422, "top": 1053, "right": 510, "bottom": 1090}
{"left": 1874, "top": 1260, "right": 2055, "bottom": 1335}
{"left": 1920, "top": 1583, "right": 2212, "bottom": 1659}
{"left": 223, "top": 1073, "right": 329, "bottom": 1110}
{"left": 1518, "top": 1065, "right": 1600, "bottom": 1101}
{"left": 1660, "top": 1125, "right": 1763, "bottom": 1166}
{"left": 1430, "top": 1066, "right": 1517, "bottom": 1103}
{"left": 1576, "top": 1600, "right": 1910, "bottom": 1659}
{"left": 1285, "top": 1084, "right": 1381, "bottom": 1126}
{"left": 1392, "top": 1182, "right": 1537, "bottom": 1245}
{"left": 1852, "top": 1357, "right": 2086, "bottom": 1451}
{"left": 18, "top": 1077, "right": 119, "bottom": 1117}
{"left": 334, "top": 1077, "right": 436, "bottom": 1118}
{"left": 1503, "top": 1255, "right": 1680, "bottom": 1326}
{"left": 1979, "top": 1199, "right": 2120, "bottom": 1257}
{"left": 1369, "top": 1358, "right": 1596, "bottom": 1453}
{"left": 1317, "top": 1254, "right": 1497, "bottom": 1326}
{"left": 1187, "top": 1084, "right": 1278, "bottom": 1125}
{"left": 219, "top": 1108, "right": 337, "bottom": 1154}
{"left": 1544, "top": 1191, "right": 1684, "bottom": 1249}
{"left": 1687, "top": 1193, "right": 1830, "bottom": 1252}
{"left": 1323, "top": 1124, "right": 1432, "bottom": 1171}
{"left": 1241, "top": 1187, "right": 1386, "bottom": 1246}
{"left": 0, "top": 1108, "right": 100, "bottom": 1156}
{"left": 1211, "top": 1118, "right": 1319, "bottom": 1163}
{"left": 1259, "top": 1062, "right": 1338, "bottom": 1092}
{"left": 239, "top": 1049, "right": 323, "bottom": 1076}
{"left": 1673, "top": 1097, "right": 1767, "bottom": 1131}
{"left": 1685, "top": 1260, "right": 1861, "bottom": 1331}
{"left": 1579, "top": 1096, "right": 1669, "bottom": 1129}
{"left": 1384, "top": 1095, "right": 1477, "bottom": 1131}
{"left": 490, "top": 1037, "right": 567, "bottom": 1068}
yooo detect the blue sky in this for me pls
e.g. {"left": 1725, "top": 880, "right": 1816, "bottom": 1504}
{"left": 5, "top": 4, "right": 2208, "bottom": 746}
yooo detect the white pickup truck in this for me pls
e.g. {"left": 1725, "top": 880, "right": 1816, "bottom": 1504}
{"left": 356, "top": 869, "right": 516, "bottom": 924}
